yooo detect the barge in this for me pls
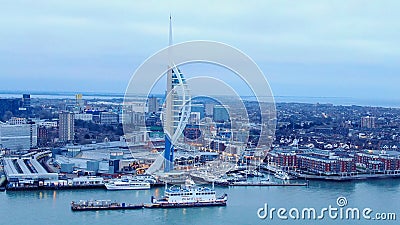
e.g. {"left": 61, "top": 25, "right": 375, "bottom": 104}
{"left": 71, "top": 200, "right": 143, "bottom": 211}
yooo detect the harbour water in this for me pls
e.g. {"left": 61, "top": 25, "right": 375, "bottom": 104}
{"left": 2, "top": 179, "right": 400, "bottom": 225}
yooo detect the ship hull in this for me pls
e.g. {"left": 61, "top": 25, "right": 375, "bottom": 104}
{"left": 71, "top": 205, "right": 143, "bottom": 211}
{"left": 144, "top": 201, "right": 227, "bottom": 208}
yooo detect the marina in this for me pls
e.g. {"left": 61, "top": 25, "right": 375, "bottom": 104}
{"left": 2, "top": 179, "right": 398, "bottom": 225}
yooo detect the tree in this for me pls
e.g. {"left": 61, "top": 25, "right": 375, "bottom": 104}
{"left": 2, "top": 111, "right": 13, "bottom": 122}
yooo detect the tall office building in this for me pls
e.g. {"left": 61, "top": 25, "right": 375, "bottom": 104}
{"left": 361, "top": 116, "right": 376, "bottom": 129}
{"left": 75, "top": 94, "right": 84, "bottom": 112}
{"left": 148, "top": 96, "right": 158, "bottom": 113}
{"left": 22, "top": 94, "right": 31, "bottom": 109}
{"left": 37, "top": 125, "right": 48, "bottom": 147}
{"left": 59, "top": 111, "right": 74, "bottom": 142}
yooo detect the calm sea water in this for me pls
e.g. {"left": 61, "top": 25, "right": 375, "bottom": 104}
{"left": 1, "top": 179, "right": 400, "bottom": 225}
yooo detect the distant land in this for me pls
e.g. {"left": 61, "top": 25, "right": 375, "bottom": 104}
{"left": 0, "top": 90, "right": 399, "bottom": 108}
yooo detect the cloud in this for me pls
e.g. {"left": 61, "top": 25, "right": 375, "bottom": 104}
{"left": 0, "top": 0, "right": 399, "bottom": 103}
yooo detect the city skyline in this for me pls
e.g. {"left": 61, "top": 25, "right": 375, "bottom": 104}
{"left": 1, "top": 1, "right": 400, "bottom": 104}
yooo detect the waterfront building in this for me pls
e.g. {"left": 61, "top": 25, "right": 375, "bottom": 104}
{"left": 59, "top": 111, "right": 74, "bottom": 142}
{"left": 2, "top": 151, "right": 58, "bottom": 182}
{"left": 267, "top": 148, "right": 356, "bottom": 175}
{"left": 355, "top": 150, "right": 400, "bottom": 172}
{"left": 266, "top": 148, "right": 297, "bottom": 170}
{"left": 0, "top": 123, "right": 37, "bottom": 151}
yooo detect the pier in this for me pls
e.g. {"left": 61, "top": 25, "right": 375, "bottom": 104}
{"left": 228, "top": 181, "right": 308, "bottom": 187}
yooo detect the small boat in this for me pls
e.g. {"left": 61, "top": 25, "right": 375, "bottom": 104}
{"left": 144, "top": 179, "right": 227, "bottom": 208}
{"left": 240, "top": 170, "right": 264, "bottom": 177}
{"left": 133, "top": 175, "right": 157, "bottom": 184}
{"left": 105, "top": 178, "right": 151, "bottom": 190}
{"left": 71, "top": 200, "right": 143, "bottom": 211}
{"left": 226, "top": 174, "right": 246, "bottom": 182}
{"left": 274, "top": 170, "right": 291, "bottom": 180}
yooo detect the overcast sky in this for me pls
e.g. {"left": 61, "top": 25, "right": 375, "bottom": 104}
{"left": 1, "top": 1, "right": 399, "bottom": 105}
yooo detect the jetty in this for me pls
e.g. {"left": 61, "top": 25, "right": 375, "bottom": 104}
{"left": 228, "top": 181, "right": 308, "bottom": 187}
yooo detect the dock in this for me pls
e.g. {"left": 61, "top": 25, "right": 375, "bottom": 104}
{"left": 229, "top": 181, "right": 308, "bottom": 187}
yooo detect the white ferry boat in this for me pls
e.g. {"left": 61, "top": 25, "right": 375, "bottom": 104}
{"left": 145, "top": 179, "right": 227, "bottom": 208}
{"left": 105, "top": 178, "right": 151, "bottom": 190}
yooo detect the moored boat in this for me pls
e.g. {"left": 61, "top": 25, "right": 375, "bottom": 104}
{"left": 105, "top": 178, "right": 151, "bottom": 190}
{"left": 71, "top": 200, "right": 143, "bottom": 211}
{"left": 274, "top": 170, "right": 291, "bottom": 180}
